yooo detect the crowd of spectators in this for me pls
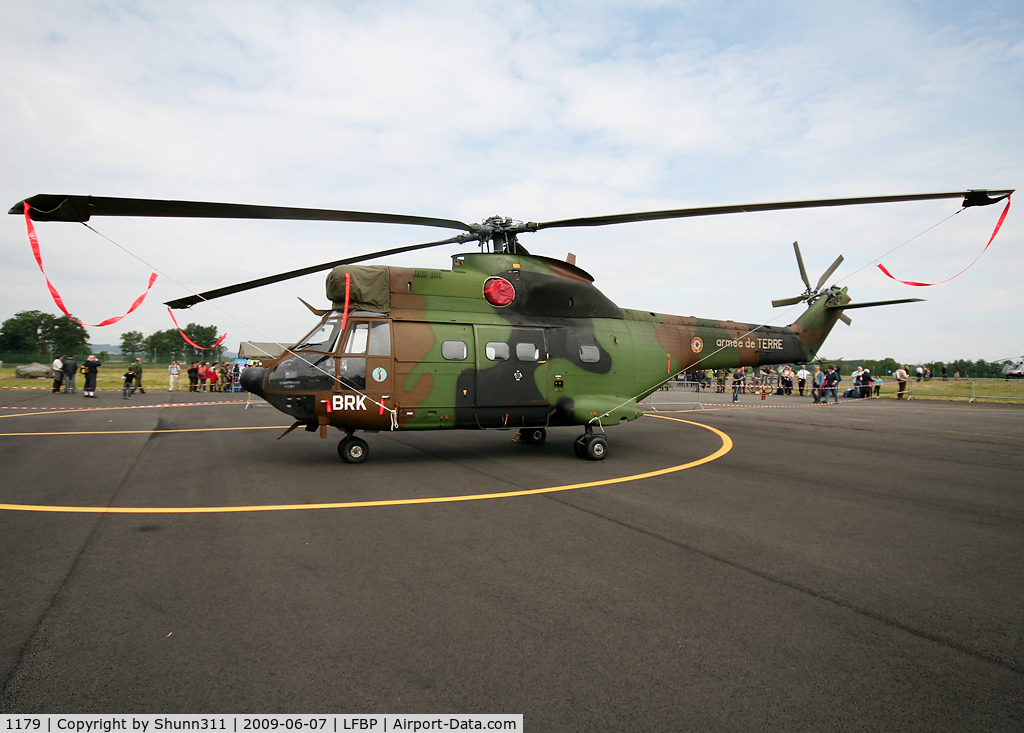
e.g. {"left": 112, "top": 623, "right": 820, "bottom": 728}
{"left": 184, "top": 360, "right": 238, "bottom": 392}
{"left": 712, "top": 363, "right": 909, "bottom": 403}
{"left": 43, "top": 356, "right": 243, "bottom": 398}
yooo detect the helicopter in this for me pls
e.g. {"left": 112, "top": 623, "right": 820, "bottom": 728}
{"left": 1003, "top": 357, "right": 1024, "bottom": 379}
{"left": 11, "top": 189, "right": 1013, "bottom": 462}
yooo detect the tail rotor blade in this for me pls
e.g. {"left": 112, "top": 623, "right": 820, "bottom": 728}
{"left": 838, "top": 313, "right": 853, "bottom": 326}
{"left": 815, "top": 254, "right": 844, "bottom": 290}
{"left": 792, "top": 241, "right": 811, "bottom": 290}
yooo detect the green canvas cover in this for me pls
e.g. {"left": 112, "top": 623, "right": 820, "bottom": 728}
{"left": 325, "top": 265, "right": 391, "bottom": 313}
{"left": 15, "top": 362, "right": 51, "bottom": 379}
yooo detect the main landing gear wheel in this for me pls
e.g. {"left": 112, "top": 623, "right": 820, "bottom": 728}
{"left": 521, "top": 427, "right": 547, "bottom": 445}
{"left": 585, "top": 435, "right": 608, "bottom": 460}
{"left": 574, "top": 432, "right": 609, "bottom": 461}
{"left": 338, "top": 435, "right": 369, "bottom": 463}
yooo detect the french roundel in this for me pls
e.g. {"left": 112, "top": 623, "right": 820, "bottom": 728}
{"left": 483, "top": 277, "right": 515, "bottom": 307}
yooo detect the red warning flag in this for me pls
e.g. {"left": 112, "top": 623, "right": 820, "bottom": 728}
{"left": 878, "top": 195, "right": 1011, "bottom": 286}
{"left": 23, "top": 202, "right": 158, "bottom": 327}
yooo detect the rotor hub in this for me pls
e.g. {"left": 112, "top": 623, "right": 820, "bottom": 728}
{"left": 474, "top": 215, "right": 530, "bottom": 254}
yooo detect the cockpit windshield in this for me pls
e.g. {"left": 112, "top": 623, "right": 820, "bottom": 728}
{"left": 294, "top": 318, "right": 342, "bottom": 352}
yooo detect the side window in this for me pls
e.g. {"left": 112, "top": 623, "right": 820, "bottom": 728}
{"left": 343, "top": 323, "right": 369, "bottom": 354}
{"left": 579, "top": 345, "right": 600, "bottom": 363}
{"left": 516, "top": 342, "right": 540, "bottom": 362}
{"left": 339, "top": 357, "right": 366, "bottom": 390}
{"left": 485, "top": 342, "right": 510, "bottom": 361}
{"left": 442, "top": 340, "right": 468, "bottom": 361}
{"left": 368, "top": 322, "right": 391, "bottom": 356}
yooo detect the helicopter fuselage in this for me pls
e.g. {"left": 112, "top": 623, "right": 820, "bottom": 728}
{"left": 245, "top": 252, "right": 839, "bottom": 437}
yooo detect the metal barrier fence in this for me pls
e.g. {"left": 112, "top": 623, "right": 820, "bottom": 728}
{"left": 879, "top": 378, "right": 1024, "bottom": 402}
{"left": 638, "top": 380, "right": 707, "bottom": 411}
{"left": 244, "top": 391, "right": 268, "bottom": 409}
{"left": 636, "top": 377, "right": 1024, "bottom": 406}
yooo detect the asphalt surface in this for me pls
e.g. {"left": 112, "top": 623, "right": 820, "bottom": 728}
{"left": 1, "top": 385, "right": 1022, "bottom": 730}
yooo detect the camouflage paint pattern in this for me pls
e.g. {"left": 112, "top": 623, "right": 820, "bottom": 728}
{"left": 252, "top": 253, "right": 846, "bottom": 434}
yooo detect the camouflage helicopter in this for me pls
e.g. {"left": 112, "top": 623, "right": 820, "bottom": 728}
{"left": 11, "top": 189, "right": 1012, "bottom": 462}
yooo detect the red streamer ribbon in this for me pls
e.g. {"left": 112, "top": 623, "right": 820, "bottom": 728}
{"left": 23, "top": 202, "right": 158, "bottom": 327}
{"left": 340, "top": 272, "right": 351, "bottom": 331}
{"left": 167, "top": 307, "right": 228, "bottom": 350}
{"left": 878, "top": 195, "right": 1011, "bottom": 286}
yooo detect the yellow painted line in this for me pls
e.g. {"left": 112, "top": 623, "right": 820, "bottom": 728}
{"left": 0, "top": 416, "right": 731, "bottom": 514}
{"left": 0, "top": 425, "right": 290, "bottom": 436}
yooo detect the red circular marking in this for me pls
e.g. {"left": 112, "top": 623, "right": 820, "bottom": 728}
{"left": 483, "top": 277, "right": 515, "bottom": 306}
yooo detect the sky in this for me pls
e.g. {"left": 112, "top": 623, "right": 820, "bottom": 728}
{"left": 1, "top": 0, "right": 1021, "bottom": 363}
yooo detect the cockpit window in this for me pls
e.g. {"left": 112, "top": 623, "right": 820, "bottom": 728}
{"left": 343, "top": 322, "right": 369, "bottom": 354}
{"left": 294, "top": 319, "right": 342, "bottom": 353}
{"left": 368, "top": 322, "right": 391, "bottom": 356}
{"left": 339, "top": 357, "right": 366, "bottom": 390}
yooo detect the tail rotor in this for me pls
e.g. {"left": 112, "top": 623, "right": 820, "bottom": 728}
{"left": 771, "top": 241, "right": 850, "bottom": 323}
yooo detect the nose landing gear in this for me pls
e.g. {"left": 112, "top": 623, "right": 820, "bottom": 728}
{"left": 573, "top": 426, "right": 608, "bottom": 461}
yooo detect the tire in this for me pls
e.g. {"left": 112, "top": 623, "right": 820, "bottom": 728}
{"left": 338, "top": 436, "right": 369, "bottom": 464}
{"left": 522, "top": 428, "right": 547, "bottom": 445}
{"left": 585, "top": 435, "right": 608, "bottom": 461}
{"left": 573, "top": 434, "right": 590, "bottom": 458}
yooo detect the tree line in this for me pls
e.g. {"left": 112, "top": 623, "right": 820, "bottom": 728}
{"left": 0, "top": 310, "right": 225, "bottom": 362}
{"left": 0, "top": 310, "right": 90, "bottom": 356}
{"left": 118, "top": 325, "right": 226, "bottom": 362}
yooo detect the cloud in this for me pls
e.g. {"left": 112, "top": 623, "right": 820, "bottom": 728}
{"left": 1, "top": 0, "right": 1021, "bottom": 362}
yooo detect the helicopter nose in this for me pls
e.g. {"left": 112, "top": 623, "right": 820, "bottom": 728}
{"left": 240, "top": 366, "right": 267, "bottom": 397}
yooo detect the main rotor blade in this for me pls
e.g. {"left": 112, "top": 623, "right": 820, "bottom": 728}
{"left": 825, "top": 298, "right": 924, "bottom": 310}
{"left": 792, "top": 241, "right": 810, "bottom": 290}
{"left": 11, "top": 194, "right": 476, "bottom": 232}
{"left": 771, "top": 295, "right": 806, "bottom": 308}
{"left": 815, "top": 254, "right": 844, "bottom": 291}
{"left": 164, "top": 234, "right": 474, "bottom": 309}
{"left": 531, "top": 190, "right": 1014, "bottom": 231}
